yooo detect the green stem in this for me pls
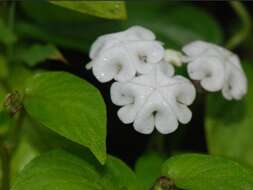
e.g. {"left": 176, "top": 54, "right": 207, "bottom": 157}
{"left": 10, "top": 111, "right": 25, "bottom": 153}
{"left": 0, "top": 111, "right": 25, "bottom": 190}
{"left": 0, "top": 3, "right": 18, "bottom": 190}
{"left": 148, "top": 131, "right": 166, "bottom": 153}
{"left": 226, "top": 1, "right": 251, "bottom": 50}
{"left": 7, "top": 1, "right": 16, "bottom": 64}
{"left": 0, "top": 136, "right": 10, "bottom": 190}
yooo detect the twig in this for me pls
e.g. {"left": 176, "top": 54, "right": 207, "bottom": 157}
{"left": 226, "top": 1, "right": 251, "bottom": 50}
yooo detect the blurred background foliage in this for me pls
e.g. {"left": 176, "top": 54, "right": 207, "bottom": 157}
{"left": 0, "top": 1, "right": 253, "bottom": 189}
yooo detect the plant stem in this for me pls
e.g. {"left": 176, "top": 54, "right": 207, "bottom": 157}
{"left": 0, "top": 3, "right": 18, "bottom": 190}
{"left": 7, "top": 1, "right": 16, "bottom": 64}
{"left": 226, "top": 1, "right": 251, "bottom": 50}
{"left": 0, "top": 111, "right": 25, "bottom": 190}
{"left": 0, "top": 137, "right": 10, "bottom": 190}
{"left": 148, "top": 131, "right": 166, "bottom": 153}
{"left": 10, "top": 111, "right": 25, "bottom": 153}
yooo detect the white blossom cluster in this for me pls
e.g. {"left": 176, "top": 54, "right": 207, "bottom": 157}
{"left": 87, "top": 26, "right": 247, "bottom": 134}
{"left": 182, "top": 41, "right": 247, "bottom": 100}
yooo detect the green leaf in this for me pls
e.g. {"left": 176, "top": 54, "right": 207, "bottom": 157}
{"left": 19, "top": 2, "right": 222, "bottom": 52}
{"left": 7, "top": 65, "right": 33, "bottom": 93}
{"left": 18, "top": 1, "right": 125, "bottom": 51}
{"left": 11, "top": 135, "right": 39, "bottom": 183}
{"left": 23, "top": 72, "right": 107, "bottom": 164}
{"left": 23, "top": 118, "right": 100, "bottom": 159}
{"left": 12, "top": 150, "right": 139, "bottom": 190}
{"left": 101, "top": 156, "right": 140, "bottom": 190}
{"left": 49, "top": 1, "right": 127, "bottom": 20}
{"left": 16, "top": 22, "right": 90, "bottom": 51}
{"left": 161, "top": 153, "right": 253, "bottom": 190}
{"left": 24, "top": 122, "right": 140, "bottom": 190}
{"left": 19, "top": 44, "right": 67, "bottom": 66}
{"left": 135, "top": 152, "right": 166, "bottom": 190}
{"left": 0, "top": 19, "right": 17, "bottom": 45}
{"left": 23, "top": 119, "right": 83, "bottom": 153}
{"left": 206, "top": 62, "right": 253, "bottom": 168}
{"left": 22, "top": 0, "right": 98, "bottom": 23}
{"left": 11, "top": 150, "right": 102, "bottom": 190}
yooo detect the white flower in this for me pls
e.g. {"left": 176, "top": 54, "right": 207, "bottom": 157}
{"left": 110, "top": 61, "right": 196, "bottom": 134}
{"left": 183, "top": 41, "right": 247, "bottom": 100}
{"left": 87, "top": 26, "right": 164, "bottom": 83}
{"left": 89, "top": 26, "right": 156, "bottom": 59}
{"left": 164, "top": 49, "right": 184, "bottom": 67}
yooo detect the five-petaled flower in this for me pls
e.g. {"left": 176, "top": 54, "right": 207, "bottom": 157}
{"left": 111, "top": 61, "right": 196, "bottom": 134}
{"left": 183, "top": 41, "right": 247, "bottom": 100}
{"left": 88, "top": 26, "right": 164, "bottom": 83}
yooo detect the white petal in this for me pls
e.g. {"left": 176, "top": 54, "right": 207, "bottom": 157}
{"left": 222, "top": 65, "right": 247, "bottom": 100}
{"left": 89, "top": 35, "right": 107, "bottom": 59}
{"left": 155, "top": 109, "right": 178, "bottom": 134}
{"left": 118, "top": 105, "right": 137, "bottom": 124}
{"left": 92, "top": 47, "right": 136, "bottom": 82}
{"left": 133, "top": 92, "right": 164, "bottom": 134}
{"left": 170, "top": 102, "right": 192, "bottom": 124}
{"left": 229, "top": 54, "right": 243, "bottom": 70}
{"left": 134, "top": 115, "right": 155, "bottom": 134}
{"left": 110, "top": 82, "right": 134, "bottom": 106}
{"left": 111, "top": 81, "right": 152, "bottom": 124}
{"left": 127, "top": 41, "right": 164, "bottom": 74}
{"left": 126, "top": 26, "right": 155, "bottom": 40}
{"left": 187, "top": 57, "right": 225, "bottom": 91}
{"left": 89, "top": 34, "right": 122, "bottom": 59}
{"left": 183, "top": 41, "right": 212, "bottom": 57}
{"left": 153, "top": 92, "right": 178, "bottom": 134}
{"left": 158, "top": 76, "right": 195, "bottom": 125}
{"left": 154, "top": 61, "right": 175, "bottom": 86}
{"left": 158, "top": 61, "right": 175, "bottom": 77}
{"left": 171, "top": 76, "right": 196, "bottom": 105}
{"left": 133, "top": 106, "right": 155, "bottom": 134}
{"left": 89, "top": 26, "right": 155, "bottom": 59}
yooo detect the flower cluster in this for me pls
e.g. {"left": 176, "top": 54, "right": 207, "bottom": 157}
{"left": 182, "top": 41, "right": 247, "bottom": 100}
{"left": 87, "top": 26, "right": 247, "bottom": 134}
